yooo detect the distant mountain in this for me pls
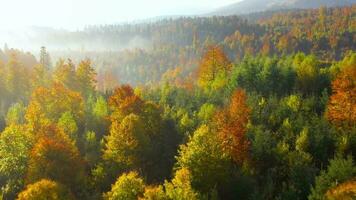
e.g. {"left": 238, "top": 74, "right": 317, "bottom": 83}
{"left": 211, "top": 0, "right": 356, "bottom": 15}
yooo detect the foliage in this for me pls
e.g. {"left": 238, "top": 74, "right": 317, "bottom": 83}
{"left": 325, "top": 180, "right": 356, "bottom": 200}
{"left": 197, "top": 46, "right": 232, "bottom": 90}
{"left": 103, "top": 172, "right": 145, "bottom": 200}
{"left": 103, "top": 114, "right": 148, "bottom": 168}
{"left": 215, "top": 89, "right": 250, "bottom": 164}
{"left": 140, "top": 186, "right": 168, "bottom": 200}
{"left": 0, "top": 125, "right": 34, "bottom": 199}
{"left": 5, "top": 102, "right": 25, "bottom": 126}
{"left": 26, "top": 125, "right": 84, "bottom": 191}
{"left": 25, "top": 83, "right": 84, "bottom": 130}
{"left": 17, "top": 179, "right": 75, "bottom": 200}
{"left": 0, "top": 7, "right": 355, "bottom": 199}
{"left": 164, "top": 168, "right": 200, "bottom": 200}
{"left": 326, "top": 63, "right": 356, "bottom": 129}
{"left": 176, "top": 125, "right": 231, "bottom": 193}
{"left": 309, "top": 156, "right": 356, "bottom": 200}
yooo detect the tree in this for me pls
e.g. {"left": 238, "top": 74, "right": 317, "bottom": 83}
{"left": 39, "top": 46, "right": 51, "bottom": 70}
{"left": 294, "top": 54, "right": 321, "bottom": 95}
{"left": 93, "top": 95, "right": 109, "bottom": 119}
{"left": 109, "top": 85, "right": 144, "bottom": 120}
{"left": 103, "top": 114, "right": 149, "bottom": 168}
{"left": 83, "top": 131, "right": 101, "bottom": 167}
{"left": 32, "top": 47, "right": 51, "bottom": 88}
{"left": 17, "top": 179, "right": 75, "bottom": 200}
{"left": 5, "top": 102, "right": 25, "bottom": 125}
{"left": 57, "top": 112, "right": 78, "bottom": 142}
{"left": 326, "top": 65, "right": 356, "bottom": 129}
{"left": 164, "top": 168, "right": 200, "bottom": 200}
{"left": 309, "top": 156, "right": 356, "bottom": 200}
{"left": 197, "top": 46, "right": 232, "bottom": 89}
{"left": 176, "top": 125, "right": 231, "bottom": 193}
{"left": 215, "top": 89, "right": 250, "bottom": 164}
{"left": 26, "top": 125, "right": 84, "bottom": 191}
{"left": 197, "top": 103, "right": 216, "bottom": 123}
{"left": 53, "top": 59, "right": 77, "bottom": 90}
{"left": 103, "top": 172, "right": 145, "bottom": 200}
{"left": 4, "top": 53, "right": 30, "bottom": 102}
{"left": 76, "top": 59, "right": 97, "bottom": 98}
{"left": 90, "top": 95, "right": 109, "bottom": 137}
{"left": 25, "top": 83, "right": 84, "bottom": 130}
{"left": 140, "top": 186, "right": 168, "bottom": 200}
{"left": 325, "top": 180, "right": 356, "bottom": 200}
{"left": 0, "top": 125, "right": 34, "bottom": 199}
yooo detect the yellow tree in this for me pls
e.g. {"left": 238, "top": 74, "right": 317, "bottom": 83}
{"left": 197, "top": 46, "right": 232, "bottom": 89}
{"left": 325, "top": 180, "right": 356, "bottom": 200}
{"left": 17, "top": 179, "right": 75, "bottom": 200}
{"left": 25, "top": 83, "right": 84, "bottom": 130}
{"left": 103, "top": 114, "right": 149, "bottom": 168}
{"left": 103, "top": 171, "right": 145, "bottom": 200}
{"left": 53, "top": 59, "right": 77, "bottom": 90}
{"left": 76, "top": 59, "right": 97, "bottom": 98}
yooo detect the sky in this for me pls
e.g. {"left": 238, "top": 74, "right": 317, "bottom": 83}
{"left": 0, "top": 0, "right": 240, "bottom": 30}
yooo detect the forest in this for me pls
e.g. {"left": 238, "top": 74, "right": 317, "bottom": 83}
{"left": 0, "top": 5, "right": 355, "bottom": 200}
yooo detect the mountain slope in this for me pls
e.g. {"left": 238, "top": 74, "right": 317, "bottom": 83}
{"left": 211, "top": 0, "right": 356, "bottom": 15}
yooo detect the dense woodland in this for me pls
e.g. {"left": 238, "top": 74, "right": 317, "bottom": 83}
{"left": 44, "top": 5, "right": 356, "bottom": 86}
{"left": 0, "top": 5, "right": 355, "bottom": 200}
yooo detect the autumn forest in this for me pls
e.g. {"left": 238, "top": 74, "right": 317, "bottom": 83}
{"left": 0, "top": 3, "right": 355, "bottom": 200}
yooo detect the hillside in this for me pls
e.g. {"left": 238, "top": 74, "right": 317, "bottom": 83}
{"left": 211, "top": 0, "right": 356, "bottom": 15}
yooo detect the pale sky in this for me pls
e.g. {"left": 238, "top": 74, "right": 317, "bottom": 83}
{"left": 0, "top": 0, "right": 240, "bottom": 29}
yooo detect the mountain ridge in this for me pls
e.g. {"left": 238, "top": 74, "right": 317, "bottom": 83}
{"left": 210, "top": 0, "right": 356, "bottom": 16}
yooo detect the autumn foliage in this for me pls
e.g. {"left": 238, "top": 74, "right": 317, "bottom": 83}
{"left": 326, "top": 65, "right": 356, "bottom": 129}
{"left": 26, "top": 125, "right": 84, "bottom": 189}
{"left": 325, "top": 180, "right": 356, "bottom": 200}
{"left": 0, "top": 6, "right": 355, "bottom": 200}
{"left": 17, "top": 179, "right": 75, "bottom": 200}
{"left": 197, "top": 45, "right": 232, "bottom": 88}
{"left": 25, "top": 83, "right": 84, "bottom": 129}
{"left": 215, "top": 89, "right": 250, "bottom": 164}
{"left": 108, "top": 85, "right": 144, "bottom": 118}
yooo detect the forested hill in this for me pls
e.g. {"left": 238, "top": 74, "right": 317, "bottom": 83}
{"left": 0, "top": 4, "right": 356, "bottom": 200}
{"left": 40, "top": 5, "right": 355, "bottom": 86}
{"left": 211, "top": 0, "right": 356, "bottom": 15}
{"left": 2, "top": 6, "right": 355, "bottom": 87}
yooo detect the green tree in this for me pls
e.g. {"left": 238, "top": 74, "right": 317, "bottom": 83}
{"left": 176, "top": 125, "right": 231, "bottom": 193}
{"left": 197, "top": 103, "right": 216, "bottom": 123}
{"left": 294, "top": 54, "right": 321, "bottom": 95}
{"left": 57, "top": 112, "right": 78, "bottom": 142}
{"left": 39, "top": 46, "right": 51, "bottom": 70}
{"left": 309, "top": 156, "right": 356, "bottom": 200}
{"left": 83, "top": 131, "right": 101, "bottom": 167}
{"left": 0, "top": 125, "right": 34, "bottom": 199}
{"left": 5, "top": 102, "right": 25, "bottom": 126}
